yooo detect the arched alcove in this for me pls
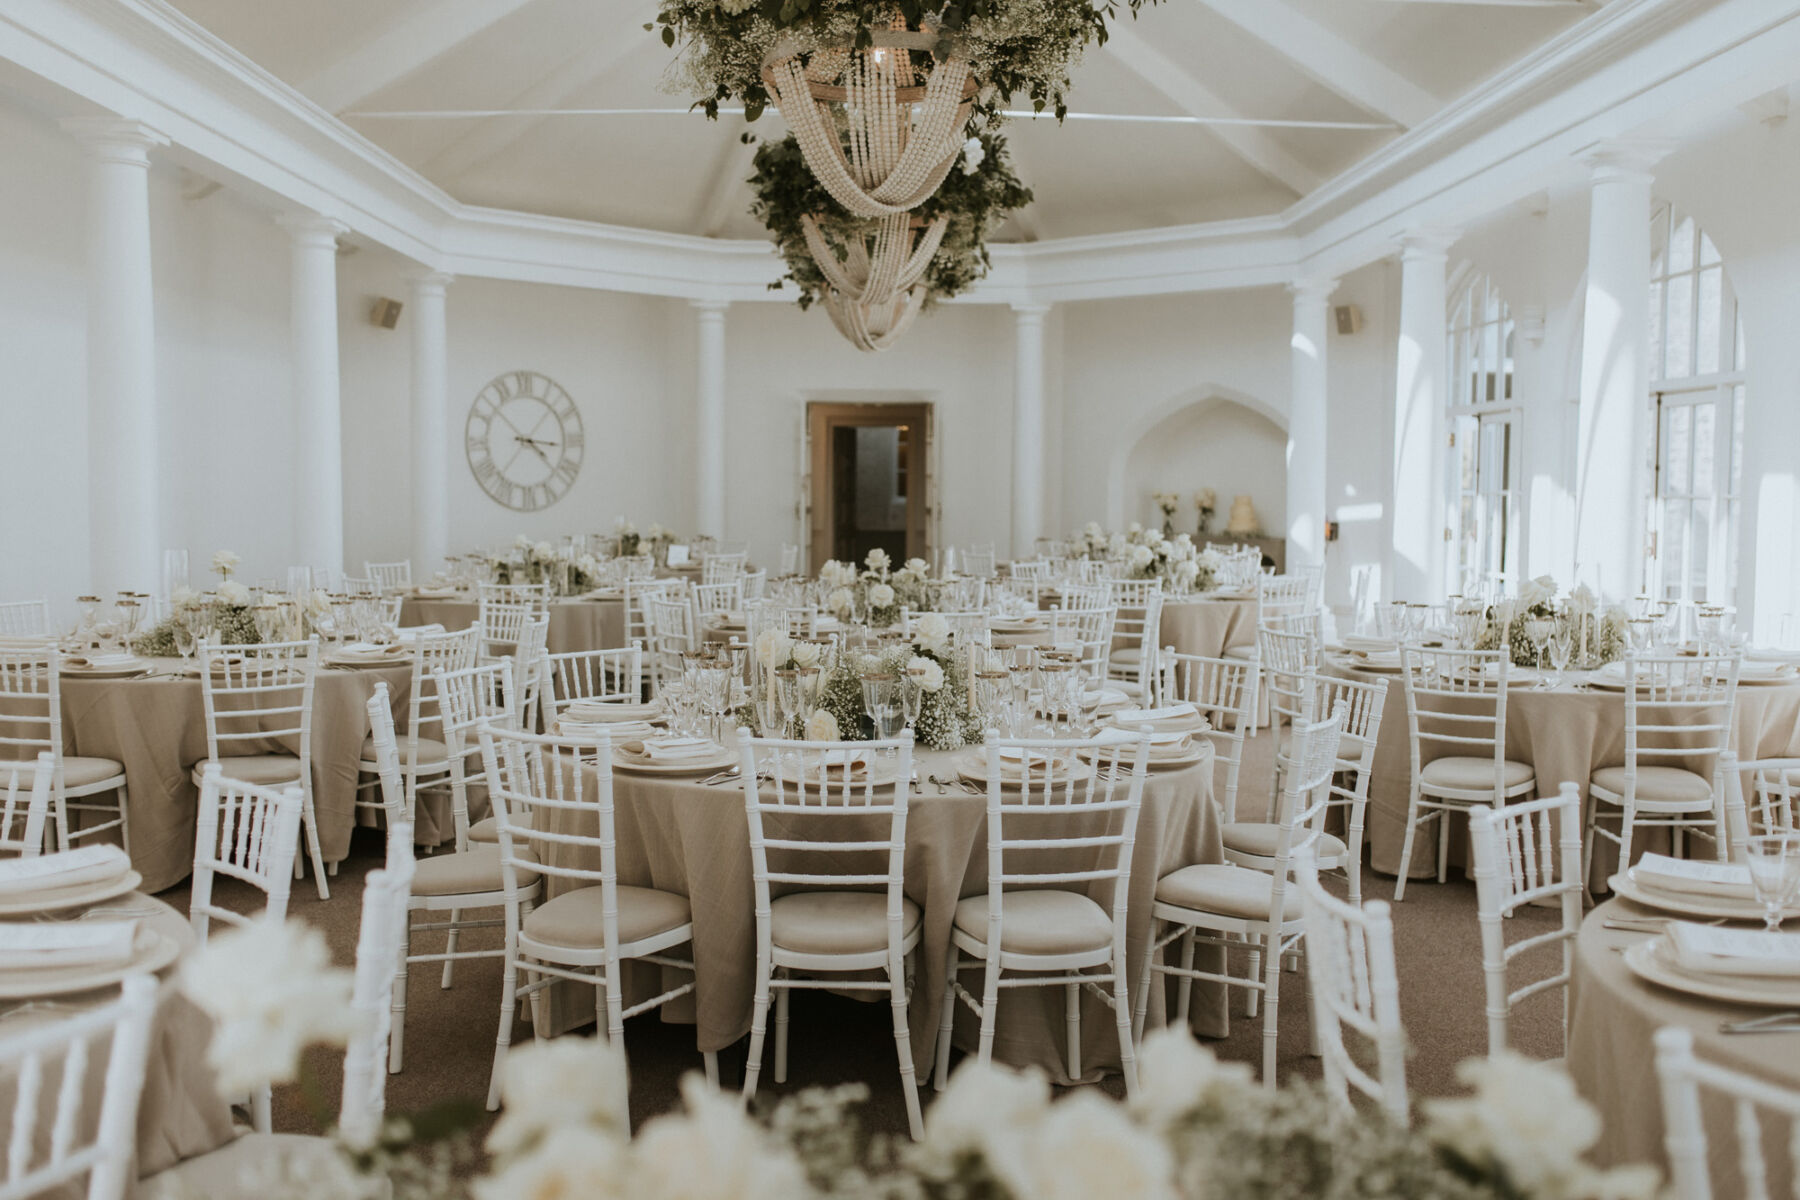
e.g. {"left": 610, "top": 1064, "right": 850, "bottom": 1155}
{"left": 1106, "top": 386, "right": 1287, "bottom": 533}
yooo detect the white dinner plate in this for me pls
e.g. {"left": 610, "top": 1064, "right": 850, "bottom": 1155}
{"left": 952, "top": 748, "right": 1094, "bottom": 787}
{"left": 1099, "top": 711, "right": 1212, "bottom": 736}
{"left": 0, "top": 926, "right": 180, "bottom": 999}
{"left": 59, "top": 662, "right": 149, "bottom": 680}
{"left": 0, "top": 871, "right": 143, "bottom": 918}
{"left": 612, "top": 745, "right": 738, "bottom": 776}
{"left": 1606, "top": 872, "right": 1792, "bottom": 923}
{"left": 1327, "top": 653, "right": 1403, "bottom": 675}
{"left": 1077, "top": 740, "right": 1213, "bottom": 772}
{"left": 1622, "top": 937, "right": 1800, "bottom": 1008}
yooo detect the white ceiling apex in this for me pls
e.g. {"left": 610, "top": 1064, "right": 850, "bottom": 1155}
{"left": 1196, "top": 0, "right": 1440, "bottom": 128}
{"left": 1576, "top": 136, "right": 1677, "bottom": 180}
{"left": 60, "top": 116, "right": 169, "bottom": 164}
{"left": 1102, "top": 26, "right": 1323, "bottom": 196}
{"left": 1394, "top": 226, "right": 1463, "bottom": 260}
{"left": 299, "top": 0, "right": 539, "bottom": 114}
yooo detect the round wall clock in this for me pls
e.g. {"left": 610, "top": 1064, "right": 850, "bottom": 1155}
{"left": 464, "top": 370, "right": 584, "bottom": 511}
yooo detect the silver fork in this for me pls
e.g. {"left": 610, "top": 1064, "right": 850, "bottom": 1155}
{"left": 926, "top": 775, "right": 949, "bottom": 795}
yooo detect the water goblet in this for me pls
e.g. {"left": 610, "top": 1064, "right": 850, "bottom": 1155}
{"left": 1037, "top": 660, "right": 1076, "bottom": 734}
{"left": 112, "top": 599, "right": 141, "bottom": 653}
{"left": 1626, "top": 618, "right": 1655, "bottom": 656}
{"left": 171, "top": 611, "right": 197, "bottom": 664}
{"left": 860, "top": 673, "right": 905, "bottom": 740}
{"left": 1383, "top": 601, "right": 1408, "bottom": 641}
{"left": 1523, "top": 617, "right": 1554, "bottom": 688}
{"left": 902, "top": 666, "right": 926, "bottom": 731}
{"left": 1744, "top": 834, "right": 1800, "bottom": 932}
{"left": 973, "top": 670, "right": 1012, "bottom": 736}
{"left": 1546, "top": 624, "right": 1574, "bottom": 690}
{"left": 1695, "top": 605, "right": 1726, "bottom": 653}
{"left": 252, "top": 605, "right": 282, "bottom": 645}
{"left": 76, "top": 596, "right": 101, "bottom": 646}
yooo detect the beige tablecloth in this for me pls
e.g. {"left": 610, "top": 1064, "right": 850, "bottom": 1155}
{"left": 1322, "top": 660, "right": 1800, "bottom": 882}
{"left": 0, "top": 894, "right": 235, "bottom": 1198}
{"left": 1568, "top": 899, "right": 1798, "bottom": 1196}
{"left": 40, "top": 660, "right": 414, "bottom": 892}
{"left": 400, "top": 595, "right": 628, "bottom": 655}
{"left": 534, "top": 744, "right": 1225, "bottom": 1085}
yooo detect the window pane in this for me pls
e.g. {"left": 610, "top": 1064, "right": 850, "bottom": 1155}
{"left": 1696, "top": 266, "right": 1722, "bottom": 376}
{"left": 1690, "top": 501, "right": 1710, "bottom": 599}
{"left": 1664, "top": 273, "right": 1693, "bottom": 378}
{"left": 1700, "top": 231, "right": 1721, "bottom": 267}
{"left": 1730, "top": 385, "right": 1745, "bottom": 496}
{"left": 1692, "top": 403, "right": 1715, "bottom": 498}
{"left": 1670, "top": 214, "right": 1696, "bottom": 273}
{"left": 1648, "top": 280, "right": 1664, "bottom": 382}
{"left": 1735, "top": 314, "right": 1746, "bottom": 372}
{"left": 1666, "top": 406, "right": 1691, "bottom": 494}
{"left": 1663, "top": 502, "right": 1687, "bottom": 599}
{"left": 1482, "top": 322, "right": 1499, "bottom": 401}
{"left": 1650, "top": 206, "right": 1669, "bottom": 277}
{"left": 1725, "top": 498, "right": 1740, "bottom": 606}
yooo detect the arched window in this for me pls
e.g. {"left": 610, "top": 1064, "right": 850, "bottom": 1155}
{"left": 1446, "top": 273, "right": 1518, "bottom": 593}
{"left": 1647, "top": 203, "right": 1745, "bottom": 604}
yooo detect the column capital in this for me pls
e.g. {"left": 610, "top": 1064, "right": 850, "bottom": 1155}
{"left": 690, "top": 298, "right": 731, "bottom": 318}
{"left": 1288, "top": 277, "right": 1338, "bottom": 306}
{"left": 406, "top": 269, "right": 454, "bottom": 295}
{"left": 1393, "top": 226, "right": 1461, "bottom": 263}
{"left": 1011, "top": 303, "right": 1052, "bottom": 322}
{"left": 278, "top": 212, "right": 349, "bottom": 249}
{"left": 62, "top": 118, "right": 168, "bottom": 166}
{"left": 1576, "top": 137, "right": 1676, "bottom": 183}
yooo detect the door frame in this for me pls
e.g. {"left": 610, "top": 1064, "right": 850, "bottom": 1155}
{"left": 804, "top": 401, "right": 934, "bottom": 573}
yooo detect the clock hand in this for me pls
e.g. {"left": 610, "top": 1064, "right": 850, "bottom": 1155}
{"left": 525, "top": 441, "right": 552, "bottom": 467}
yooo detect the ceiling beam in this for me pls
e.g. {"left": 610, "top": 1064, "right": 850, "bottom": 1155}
{"left": 299, "top": 0, "right": 539, "bottom": 115}
{"left": 1103, "top": 26, "right": 1322, "bottom": 196}
{"left": 421, "top": 4, "right": 658, "bottom": 182}
{"left": 691, "top": 122, "right": 761, "bottom": 237}
{"left": 1196, "top": 0, "right": 1440, "bottom": 127}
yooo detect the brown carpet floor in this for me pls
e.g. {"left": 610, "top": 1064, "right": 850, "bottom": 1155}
{"left": 158, "top": 725, "right": 1566, "bottom": 1148}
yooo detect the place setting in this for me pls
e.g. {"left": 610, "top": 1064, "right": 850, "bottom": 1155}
{"left": 0, "top": 845, "right": 175, "bottom": 1000}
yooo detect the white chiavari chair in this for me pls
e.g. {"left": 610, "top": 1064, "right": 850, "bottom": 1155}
{"left": 0, "top": 752, "right": 51, "bottom": 857}
{"left": 478, "top": 723, "right": 711, "bottom": 1111}
{"left": 647, "top": 594, "right": 697, "bottom": 694}
{"left": 935, "top": 728, "right": 1151, "bottom": 1095}
{"left": 694, "top": 580, "right": 744, "bottom": 622}
{"left": 737, "top": 729, "right": 923, "bottom": 1138}
{"left": 1469, "top": 783, "right": 1584, "bottom": 1055}
{"left": 510, "top": 614, "right": 551, "bottom": 732}
{"left": 476, "top": 598, "right": 536, "bottom": 660}
{"left": 1048, "top": 603, "right": 1118, "bottom": 689}
{"left": 741, "top": 569, "right": 768, "bottom": 601}
{"left": 1394, "top": 646, "right": 1536, "bottom": 900}
{"left": 364, "top": 560, "right": 412, "bottom": 593}
{"left": 778, "top": 544, "right": 800, "bottom": 575}
{"left": 1291, "top": 846, "right": 1408, "bottom": 1124}
{"left": 702, "top": 552, "right": 747, "bottom": 584}
{"left": 477, "top": 581, "right": 551, "bottom": 611}
{"left": 383, "top": 661, "right": 526, "bottom": 1073}
{"left": 1160, "top": 648, "right": 1259, "bottom": 822}
{"left": 543, "top": 645, "right": 645, "bottom": 718}
{"left": 1655, "top": 1024, "right": 1800, "bottom": 1200}
{"left": 1586, "top": 651, "right": 1742, "bottom": 880}
{"left": 0, "top": 975, "right": 156, "bottom": 1200}
{"left": 0, "top": 600, "right": 50, "bottom": 637}
{"left": 961, "top": 545, "right": 996, "bottom": 579}
{"left": 355, "top": 626, "right": 479, "bottom": 844}
{"left": 1106, "top": 580, "right": 1164, "bottom": 702}
{"left": 622, "top": 578, "right": 683, "bottom": 654}
{"left": 1010, "top": 560, "right": 1050, "bottom": 583}
{"left": 1259, "top": 623, "right": 1319, "bottom": 806}
{"left": 192, "top": 637, "right": 327, "bottom": 899}
{"left": 0, "top": 647, "right": 129, "bottom": 856}
{"left": 1134, "top": 703, "right": 1344, "bottom": 1084}
{"left": 342, "top": 575, "right": 381, "bottom": 598}
{"left": 1729, "top": 754, "right": 1800, "bottom": 837}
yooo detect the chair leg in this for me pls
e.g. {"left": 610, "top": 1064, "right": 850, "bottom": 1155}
{"left": 1582, "top": 796, "right": 1601, "bottom": 889}
{"left": 1261, "top": 938, "right": 1282, "bottom": 1086}
{"left": 935, "top": 946, "right": 961, "bottom": 1089}
{"left": 441, "top": 909, "right": 461, "bottom": 988}
{"left": 889, "top": 959, "right": 924, "bottom": 1141}
{"left": 114, "top": 781, "right": 131, "bottom": 857}
{"left": 390, "top": 914, "right": 411, "bottom": 1074}
{"left": 485, "top": 943, "right": 522, "bottom": 1111}
{"left": 1394, "top": 787, "right": 1424, "bottom": 902}
{"left": 1132, "top": 921, "right": 1159, "bottom": 1043}
{"left": 300, "top": 795, "right": 329, "bottom": 901}
{"left": 773, "top": 986, "right": 790, "bottom": 1084}
{"left": 252, "top": 1084, "right": 271, "bottom": 1134}
{"left": 1246, "top": 934, "right": 1262, "bottom": 1020}
{"left": 703, "top": 1051, "right": 719, "bottom": 1087}
{"left": 1176, "top": 928, "right": 1198, "bottom": 1024}
{"left": 742, "top": 948, "right": 773, "bottom": 1107}
{"left": 1064, "top": 982, "right": 1081, "bottom": 1081}
{"left": 1112, "top": 946, "right": 1138, "bottom": 1097}
{"left": 976, "top": 957, "right": 1002, "bottom": 1069}
{"left": 1304, "top": 943, "right": 1321, "bottom": 1057}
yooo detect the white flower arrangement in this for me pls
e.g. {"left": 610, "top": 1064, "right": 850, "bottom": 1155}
{"left": 211, "top": 549, "right": 240, "bottom": 578}
{"left": 217, "top": 580, "right": 252, "bottom": 607}
{"left": 805, "top": 709, "right": 840, "bottom": 741}
{"left": 912, "top": 612, "right": 951, "bottom": 654}
{"left": 868, "top": 583, "right": 895, "bottom": 609}
{"left": 864, "top": 548, "right": 891, "bottom": 573}
{"left": 906, "top": 655, "right": 945, "bottom": 693}
{"left": 755, "top": 628, "right": 795, "bottom": 671}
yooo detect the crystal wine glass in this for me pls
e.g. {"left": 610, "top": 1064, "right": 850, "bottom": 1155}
{"left": 1744, "top": 834, "right": 1800, "bottom": 932}
{"left": 171, "top": 611, "right": 197, "bottom": 664}
{"left": 902, "top": 666, "right": 926, "bottom": 731}
{"left": 1546, "top": 623, "right": 1574, "bottom": 690}
{"left": 1627, "top": 618, "right": 1656, "bottom": 656}
{"left": 860, "top": 673, "right": 904, "bottom": 740}
{"left": 76, "top": 596, "right": 101, "bottom": 647}
{"left": 1524, "top": 617, "right": 1554, "bottom": 689}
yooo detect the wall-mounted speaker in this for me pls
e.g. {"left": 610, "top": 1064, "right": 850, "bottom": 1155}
{"left": 370, "top": 298, "right": 404, "bottom": 329}
{"left": 1334, "top": 304, "right": 1363, "bottom": 335}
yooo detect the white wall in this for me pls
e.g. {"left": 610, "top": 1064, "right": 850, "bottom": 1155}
{"left": 1123, "top": 399, "right": 1287, "bottom": 537}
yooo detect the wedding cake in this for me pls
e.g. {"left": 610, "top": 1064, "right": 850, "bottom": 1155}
{"left": 1226, "top": 494, "right": 1259, "bottom": 536}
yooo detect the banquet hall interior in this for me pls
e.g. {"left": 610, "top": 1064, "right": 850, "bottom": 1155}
{"left": 3, "top": 1, "right": 1800, "bottom": 1197}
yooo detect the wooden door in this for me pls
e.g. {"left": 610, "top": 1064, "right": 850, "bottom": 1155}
{"left": 806, "top": 402, "right": 933, "bottom": 571}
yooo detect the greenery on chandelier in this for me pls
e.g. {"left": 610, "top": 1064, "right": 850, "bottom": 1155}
{"left": 653, "top": 0, "right": 1165, "bottom": 125}
{"left": 748, "top": 130, "right": 1032, "bottom": 310}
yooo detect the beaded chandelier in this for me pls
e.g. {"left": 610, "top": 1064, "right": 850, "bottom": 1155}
{"left": 822, "top": 286, "right": 927, "bottom": 353}
{"left": 800, "top": 212, "right": 948, "bottom": 309}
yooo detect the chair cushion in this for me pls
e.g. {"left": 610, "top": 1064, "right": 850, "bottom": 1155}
{"left": 1223, "top": 644, "right": 1257, "bottom": 661}
{"left": 134, "top": 1132, "right": 367, "bottom": 1200}
{"left": 523, "top": 884, "right": 691, "bottom": 948}
{"left": 3, "top": 756, "right": 124, "bottom": 791}
{"left": 1110, "top": 647, "right": 1144, "bottom": 665}
{"left": 412, "top": 845, "right": 538, "bottom": 897}
{"left": 467, "top": 816, "right": 499, "bottom": 843}
{"left": 191, "top": 755, "right": 302, "bottom": 788}
{"left": 361, "top": 735, "right": 449, "bottom": 765}
{"left": 1154, "top": 863, "right": 1301, "bottom": 922}
{"left": 1221, "top": 824, "right": 1348, "bottom": 861}
{"left": 770, "top": 891, "right": 922, "bottom": 956}
{"left": 1590, "top": 765, "right": 1714, "bottom": 808}
{"left": 952, "top": 890, "right": 1113, "bottom": 956}
{"left": 1419, "top": 756, "right": 1534, "bottom": 793}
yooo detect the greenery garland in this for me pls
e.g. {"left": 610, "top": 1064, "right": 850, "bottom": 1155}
{"left": 654, "top": 0, "right": 1164, "bottom": 126}
{"left": 748, "top": 131, "right": 1031, "bottom": 310}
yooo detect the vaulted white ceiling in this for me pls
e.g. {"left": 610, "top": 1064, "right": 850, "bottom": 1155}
{"left": 166, "top": 0, "right": 1601, "bottom": 241}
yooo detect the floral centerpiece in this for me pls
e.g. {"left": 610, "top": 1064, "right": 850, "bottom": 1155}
{"left": 1152, "top": 491, "right": 1179, "bottom": 537}
{"left": 1476, "top": 576, "right": 1627, "bottom": 668}
{"left": 131, "top": 548, "right": 261, "bottom": 653}
{"left": 820, "top": 549, "right": 936, "bottom": 628}
{"left": 1122, "top": 526, "right": 1218, "bottom": 593}
{"left": 490, "top": 535, "right": 604, "bottom": 597}
{"left": 813, "top": 611, "right": 979, "bottom": 751}
{"left": 1194, "top": 488, "right": 1216, "bottom": 537}
{"left": 614, "top": 517, "right": 641, "bottom": 558}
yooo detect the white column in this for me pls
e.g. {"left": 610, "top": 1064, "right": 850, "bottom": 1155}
{"left": 1574, "top": 142, "right": 1664, "bottom": 600}
{"left": 1390, "top": 228, "right": 1458, "bottom": 602}
{"left": 1287, "top": 278, "right": 1336, "bottom": 571}
{"left": 281, "top": 213, "right": 349, "bottom": 578}
{"left": 1011, "top": 304, "right": 1051, "bottom": 559}
{"left": 65, "top": 119, "right": 167, "bottom": 595}
{"left": 409, "top": 271, "right": 453, "bottom": 573}
{"left": 692, "top": 300, "right": 729, "bottom": 539}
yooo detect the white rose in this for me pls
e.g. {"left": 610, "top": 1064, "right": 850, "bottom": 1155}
{"left": 577, "top": 554, "right": 600, "bottom": 576}
{"left": 529, "top": 541, "right": 551, "bottom": 560}
{"left": 306, "top": 588, "right": 332, "bottom": 618}
{"left": 1423, "top": 1052, "right": 1605, "bottom": 1194}
{"left": 907, "top": 655, "right": 945, "bottom": 693}
{"left": 754, "top": 629, "right": 793, "bottom": 670}
{"left": 1173, "top": 532, "right": 1194, "bottom": 550}
{"left": 171, "top": 585, "right": 199, "bottom": 606}
{"left": 217, "top": 580, "right": 252, "bottom": 607}
{"left": 826, "top": 586, "right": 854, "bottom": 616}
{"left": 178, "top": 916, "right": 356, "bottom": 1097}
{"left": 631, "top": 1078, "right": 809, "bottom": 1200}
{"left": 913, "top": 612, "right": 950, "bottom": 650}
{"left": 211, "top": 549, "right": 240, "bottom": 577}
{"left": 1520, "top": 574, "right": 1558, "bottom": 609}
{"left": 1127, "top": 521, "right": 1142, "bottom": 535}
{"left": 805, "top": 709, "right": 839, "bottom": 742}
{"left": 905, "top": 557, "right": 930, "bottom": 576}
{"left": 1108, "top": 533, "right": 1128, "bottom": 555}
{"left": 1174, "top": 561, "right": 1199, "bottom": 585}
{"left": 920, "top": 1061, "right": 1050, "bottom": 1188}
{"left": 475, "top": 1127, "right": 627, "bottom": 1200}
{"left": 790, "top": 639, "right": 822, "bottom": 668}
{"left": 865, "top": 548, "right": 891, "bottom": 573}
{"left": 1084, "top": 521, "right": 1102, "bottom": 537}
{"left": 1129, "top": 545, "right": 1154, "bottom": 569}
{"left": 514, "top": 533, "right": 532, "bottom": 549}
{"left": 869, "top": 583, "right": 895, "bottom": 608}
{"left": 1144, "top": 527, "right": 1165, "bottom": 547}
{"left": 961, "top": 135, "right": 985, "bottom": 176}
{"left": 1569, "top": 582, "right": 1599, "bottom": 615}
{"left": 486, "top": 1037, "right": 630, "bottom": 1155}
{"left": 1129, "top": 1029, "right": 1253, "bottom": 1131}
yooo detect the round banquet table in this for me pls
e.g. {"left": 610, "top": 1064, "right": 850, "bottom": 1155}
{"left": 0, "top": 894, "right": 235, "bottom": 1198}
{"left": 1038, "top": 591, "right": 1258, "bottom": 660}
{"left": 400, "top": 593, "right": 627, "bottom": 655}
{"left": 1568, "top": 898, "right": 1799, "bottom": 1196}
{"left": 1320, "top": 657, "right": 1800, "bottom": 884}
{"left": 532, "top": 743, "right": 1227, "bottom": 1085}
{"left": 29, "top": 658, "right": 417, "bottom": 892}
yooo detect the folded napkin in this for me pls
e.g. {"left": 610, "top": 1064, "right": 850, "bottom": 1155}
{"left": 565, "top": 700, "right": 660, "bottom": 723}
{"left": 1747, "top": 646, "right": 1800, "bottom": 665}
{"left": 413, "top": 586, "right": 458, "bottom": 598}
{"left": 393, "top": 624, "right": 445, "bottom": 641}
{"left": 813, "top": 749, "right": 867, "bottom": 771}
{"left": 1342, "top": 635, "right": 1398, "bottom": 653}
{"left": 621, "top": 737, "right": 716, "bottom": 761}
{"left": 1667, "top": 922, "right": 1800, "bottom": 979}
{"left": 996, "top": 746, "right": 1054, "bottom": 765}
{"left": 558, "top": 719, "right": 653, "bottom": 741}
{"left": 1111, "top": 702, "right": 1199, "bottom": 725}
{"left": 1630, "top": 852, "right": 1753, "bottom": 899}
{"left": 337, "top": 642, "right": 408, "bottom": 657}
{"left": 0, "top": 845, "right": 131, "bottom": 898}
{"left": 0, "top": 922, "right": 138, "bottom": 971}
{"left": 62, "top": 653, "right": 138, "bottom": 670}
